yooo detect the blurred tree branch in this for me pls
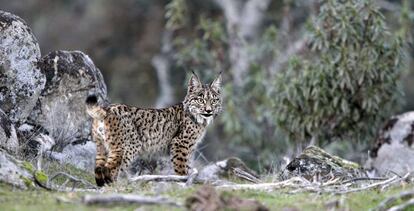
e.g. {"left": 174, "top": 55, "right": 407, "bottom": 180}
{"left": 376, "top": 0, "right": 401, "bottom": 12}
{"left": 214, "top": 0, "right": 271, "bottom": 86}
{"left": 153, "top": 30, "right": 174, "bottom": 108}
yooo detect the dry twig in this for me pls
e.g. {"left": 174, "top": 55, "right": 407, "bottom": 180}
{"left": 216, "top": 177, "right": 308, "bottom": 191}
{"left": 232, "top": 167, "right": 261, "bottom": 183}
{"left": 129, "top": 174, "right": 189, "bottom": 183}
{"left": 388, "top": 198, "right": 414, "bottom": 211}
{"left": 49, "top": 172, "right": 97, "bottom": 191}
{"left": 215, "top": 174, "right": 410, "bottom": 195}
{"left": 186, "top": 168, "right": 199, "bottom": 186}
{"left": 335, "top": 176, "right": 398, "bottom": 194}
{"left": 375, "top": 189, "right": 414, "bottom": 211}
{"left": 340, "top": 177, "right": 388, "bottom": 185}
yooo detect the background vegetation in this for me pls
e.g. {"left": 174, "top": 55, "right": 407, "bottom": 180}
{"left": 2, "top": 0, "right": 413, "bottom": 172}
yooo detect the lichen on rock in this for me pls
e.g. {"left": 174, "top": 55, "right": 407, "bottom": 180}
{"left": 0, "top": 108, "right": 18, "bottom": 155}
{"left": 0, "top": 150, "right": 33, "bottom": 189}
{"left": 0, "top": 10, "right": 45, "bottom": 124}
{"left": 281, "top": 146, "right": 362, "bottom": 181}
{"left": 30, "top": 50, "right": 108, "bottom": 141}
{"left": 366, "top": 112, "right": 414, "bottom": 176}
{"left": 0, "top": 10, "right": 109, "bottom": 171}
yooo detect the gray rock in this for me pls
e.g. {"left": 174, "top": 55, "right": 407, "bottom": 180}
{"left": 48, "top": 141, "right": 96, "bottom": 171}
{"left": 0, "top": 150, "right": 33, "bottom": 189}
{"left": 197, "top": 157, "right": 259, "bottom": 183}
{"left": 366, "top": 112, "right": 414, "bottom": 175}
{"left": 30, "top": 50, "right": 108, "bottom": 142}
{"left": 0, "top": 109, "right": 18, "bottom": 155}
{"left": 16, "top": 123, "right": 51, "bottom": 159}
{"left": 0, "top": 10, "right": 45, "bottom": 124}
{"left": 0, "top": 11, "right": 108, "bottom": 173}
{"left": 281, "top": 146, "right": 361, "bottom": 182}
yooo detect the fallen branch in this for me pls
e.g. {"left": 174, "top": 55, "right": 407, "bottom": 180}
{"left": 82, "top": 194, "right": 181, "bottom": 207}
{"left": 388, "top": 198, "right": 414, "bottom": 211}
{"left": 380, "top": 173, "right": 410, "bottom": 192}
{"left": 49, "top": 172, "right": 97, "bottom": 190}
{"left": 340, "top": 177, "right": 388, "bottom": 185}
{"left": 232, "top": 167, "right": 261, "bottom": 183}
{"left": 216, "top": 174, "right": 409, "bottom": 195}
{"left": 185, "top": 168, "right": 199, "bottom": 186}
{"left": 335, "top": 176, "right": 398, "bottom": 194}
{"left": 129, "top": 174, "right": 189, "bottom": 183}
{"left": 129, "top": 173, "right": 234, "bottom": 186}
{"left": 34, "top": 175, "right": 53, "bottom": 191}
{"left": 130, "top": 169, "right": 204, "bottom": 185}
{"left": 375, "top": 190, "right": 414, "bottom": 211}
{"left": 216, "top": 177, "right": 308, "bottom": 191}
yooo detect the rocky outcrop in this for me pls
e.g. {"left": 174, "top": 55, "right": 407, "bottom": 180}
{"left": 0, "top": 109, "right": 18, "bottom": 154}
{"left": 30, "top": 50, "right": 108, "bottom": 141}
{"left": 0, "top": 11, "right": 45, "bottom": 124}
{"left": 197, "top": 157, "right": 259, "bottom": 183}
{"left": 281, "top": 146, "right": 362, "bottom": 181}
{"left": 0, "top": 10, "right": 108, "bottom": 171}
{"left": 366, "top": 112, "right": 414, "bottom": 176}
{"left": 48, "top": 141, "right": 96, "bottom": 171}
{"left": 0, "top": 150, "right": 33, "bottom": 189}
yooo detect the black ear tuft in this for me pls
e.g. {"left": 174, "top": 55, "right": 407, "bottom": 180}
{"left": 188, "top": 72, "right": 202, "bottom": 91}
{"left": 86, "top": 95, "right": 98, "bottom": 106}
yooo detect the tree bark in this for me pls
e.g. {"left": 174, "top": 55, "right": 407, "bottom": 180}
{"left": 214, "top": 0, "right": 271, "bottom": 87}
{"left": 153, "top": 30, "right": 174, "bottom": 108}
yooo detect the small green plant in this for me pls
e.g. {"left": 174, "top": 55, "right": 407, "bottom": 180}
{"left": 34, "top": 171, "right": 48, "bottom": 184}
{"left": 22, "top": 161, "right": 35, "bottom": 173}
{"left": 19, "top": 176, "right": 35, "bottom": 188}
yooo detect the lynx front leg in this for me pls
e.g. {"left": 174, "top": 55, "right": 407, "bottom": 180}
{"left": 170, "top": 138, "right": 193, "bottom": 175}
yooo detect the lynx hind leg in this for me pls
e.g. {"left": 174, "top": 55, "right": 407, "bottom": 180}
{"left": 94, "top": 115, "right": 125, "bottom": 186}
{"left": 92, "top": 120, "right": 108, "bottom": 187}
{"left": 171, "top": 139, "right": 192, "bottom": 175}
{"left": 100, "top": 140, "right": 123, "bottom": 184}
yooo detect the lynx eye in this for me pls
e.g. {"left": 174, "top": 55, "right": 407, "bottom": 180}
{"left": 197, "top": 98, "right": 204, "bottom": 103}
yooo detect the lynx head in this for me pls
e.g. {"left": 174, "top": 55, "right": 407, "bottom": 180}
{"left": 183, "top": 72, "right": 222, "bottom": 125}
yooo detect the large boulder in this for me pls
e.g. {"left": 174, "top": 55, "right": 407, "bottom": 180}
{"left": 24, "top": 50, "right": 108, "bottom": 170}
{"left": 0, "top": 10, "right": 108, "bottom": 171}
{"left": 48, "top": 140, "right": 96, "bottom": 171}
{"left": 29, "top": 50, "right": 108, "bottom": 142}
{"left": 0, "top": 109, "right": 18, "bottom": 155}
{"left": 0, "top": 10, "right": 45, "bottom": 124}
{"left": 281, "top": 146, "right": 361, "bottom": 181}
{"left": 366, "top": 112, "right": 414, "bottom": 176}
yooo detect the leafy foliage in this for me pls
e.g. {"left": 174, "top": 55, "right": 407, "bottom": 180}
{"left": 165, "top": 0, "right": 188, "bottom": 30}
{"left": 169, "top": 0, "right": 407, "bottom": 169}
{"left": 273, "top": 0, "right": 404, "bottom": 143}
{"left": 172, "top": 9, "right": 285, "bottom": 167}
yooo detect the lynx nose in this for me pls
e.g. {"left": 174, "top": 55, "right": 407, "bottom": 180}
{"left": 205, "top": 103, "right": 212, "bottom": 113}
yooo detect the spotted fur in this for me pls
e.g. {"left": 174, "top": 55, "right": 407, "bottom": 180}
{"left": 86, "top": 73, "right": 222, "bottom": 186}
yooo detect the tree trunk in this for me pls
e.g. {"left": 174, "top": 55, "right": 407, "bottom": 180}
{"left": 214, "top": 0, "right": 271, "bottom": 87}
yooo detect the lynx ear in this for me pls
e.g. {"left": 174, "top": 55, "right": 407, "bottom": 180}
{"left": 210, "top": 73, "right": 222, "bottom": 93}
{"left": 188, "top": 72, "right": 202, "bottom": 92}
